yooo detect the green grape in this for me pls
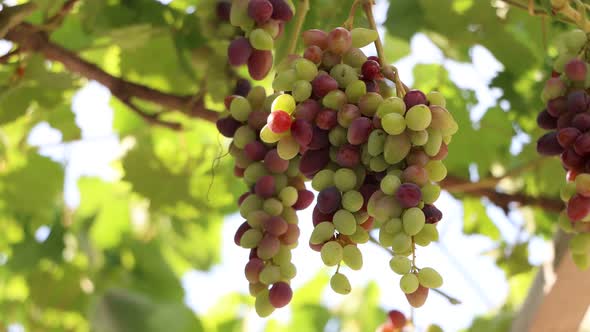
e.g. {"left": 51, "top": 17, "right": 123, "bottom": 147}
{"left": 373, "top": 195, "right": 403, "bottom": 221}
{"left": 282, "top": 206, "right": 298, "bottom": 224}
{"left": 383, "top": 218, "right": 403, "bottom": 234}
{"left": 414, "top": 224, "right": 439, "bottom": 246}
{"left": 384, "top": 133, "right": 411, "bottom": 164}
{"left": 263, "top": 198, "right": 284, "bottom": 216}
{"left": 292, "top": 80, "right": 312, "bottom": 102}
{"left": 358, "top": 92, "right": 383, "bottom": 116}
{"left": 244, "top": 162, "right": 267, "bottom": 185}
{"left": 410, "top": 130, "right": 429, "bottom": 146}
{"left": 558, "top": 211, "right": 575, "bottom": 233}
{"left": 249, "top": 282, "right": 266, "bottom": 296}
{"left": 370, "top": 156, "right": 389, "bottom": 172}
{"left": 280, "top": 262, "right": 297, "bottom": 279}
{"left": 576, "top": 174, "right": 590, "bottom": 197}
{"left": 343, "top": 245, "right": 363, "bottom": 270}
{"left": 259, "top": 265, "right": 281, "bottom": 284}
{"left": 312, "top": 169, "right": 335, "bottom": 191}
{"left": 345, "top": 80, "right": 367, "bottom": 104}
{"left": 272, "top": 245, "right": 292, "bottom": 265}
{"left": 230, "top": 0, "right": 254, "bottom": 29}
{"left": 249, "top": 28, "right": 274, "bottom": 50}
{"left": 233, "top": 126, "right": 257, "bottom": 149}
{"left": 279, "top": 186, "right": 298, "bottom": 206}
{"left": 350, "top": 227, "right": 369, "bottom": 243}
{"left": 368, "top": 129, "right": 387, "bottom": 156}
{"left": 311, "top": 222, "right": 335, "bottom": 244}
{"left": 343, "top": 48, "right": 367, "bottom": 68}
{"left": 333, "top": 209, "right": 357, "bottom": 235}
{"left": 389, "top": 256, "right": 412, "bottom": 275}
{"left": 561, "top": 181, "right": 577, "bottom": 202}
{"left": 342, "top": 190, "right": 363, "bottom": 212}
{"left": 354, "top": 164, "right": 366, "bottom": 185}
{"left": 330, "top": 272, "right": 351, "bottom": 295}
{"left": 240, "top": 194, "right": 263, "bottom": 218}
{"left": 323, "top": 90, "right": 347, "bottom": 110}
{"left": 388, "top": 168, "right": 403, "bottom": 177}
{"left": 273, "top": 69, "right": 297, "bottom": 91}
{"left": 380, "top": 174, "right": 401, "bottom": 195}
{"left": 247, "top": 86, "right": 267, "bottom": 110}
{"left": 230, "top": 96, "right": 252, "bottom": 122}
{"left": 260, "top": 125, "right": 284, "bottom": 143}
{"left": 334, "top": 168, "right": 357, "bottom": 191}
{"left": 427, "top": 91, "right": 446, "bottom": 107}
{"left": 264, "top": 92, "right": 281, "bottom": 112}
{"left": 426, "top": 324, "right": 444, "bottom": 332}
{"left": 278, "top": 136, "right": 299, "bottom": 160}
{"left": 564, "top": 29, "right": 587, "bottom": 51}
{"left": 425, "top": 160, "right": 447, "bottom": 182}
{"left": 329, "top": 126, "right": 348, "bottom": 147}
{"left": 421, "top": 183, "right": 441, "bottom": 204}
{"left": 255, "top": 290, "right": 274, "bottom": 317}
{"left": 274, "top": 174, "right": 288, "bottom": 192}
{"left": 240, "top": 229, "right": 263, "bottom": 248}
{"left": 405, "top": 105, "right": 432, "bottom": 131}
{"left": 392, "top": 233, "right": 412, "bottom": 253}
{"left": 351, "top": 27, "right": 379, "bottom": 48}
{"left": 402, "top": 208, "right": 426, "bottom": 236}
{"left": 293, "top": 58, "right": 318, "bottom": 81}
{"left": 354, "top": 211, "right": 369, "bottom": 224}
{"left": 321, "top": 241, "right": 343, "bottom": 266}
{"left": 569, "top": 233, "right": 590, "bottom": 253}
{"left": 271, "top": 94, "right": 296, "bottom": 114}
{"left": 379, "top": 229, "right": 395, "bottom": 246}
{"left": 400, "top": 273, "right": 419, "bottom": 294}
{"left": 424, "top": 129, "right": 442, "bottom": 157}
{"left": 382, "top": 113, "right": 407, "bottom": 135}
{"left": 286, "top": 157, "right": 300, "bottom": 177}
{"left": 331, "top": 64, "right": 358, "bottom": 88}
{"left": 572, "top": 252, "right": 590, "bottom": 270}
{"left": 418, "top": 267, "right": 443, "bottom": 288}
{"left": 247, "top": 210, "right": 269, "bottom": 228}
{"left": 377, "top": 97, "right": 406, "bottom": 117}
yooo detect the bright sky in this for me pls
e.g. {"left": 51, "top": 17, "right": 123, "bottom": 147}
{"left": 1, "top": 1, "right": 553, "bottom": 331}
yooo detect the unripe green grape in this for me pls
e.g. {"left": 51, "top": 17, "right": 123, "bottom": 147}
{"left": 351, "top": 28, "right": 379, "bottom": 48}
{"left": 384, "top": 133, "right": 411, "bottom": 164}
{"left": 380, "top": 174, "right": 401, "bottom": 195}
{"left": 421, "top": 183, "right": 441, "bottom": 204}
{"left": 250, "top": 29, "right": 274, "bottom": 51}
{"left": 278, "top": 136, "right": 299, "bottom": 160}
{"left": 392, "top": 233, "right": 412, "bottom": 253}
{"left": 342, "top": 190, "right": 363, "bottom": 212}
{"left": 358, "top": 92, "right": 383, "bottom": 116}
{"left": 240, "top": 229, "right": 263, "bottom": 248}
{"left": 264, "top": 198, "right": 284, "bottom": 216}
{"left": 330, "top": 272, "right": 351, "bottom": 295}
{"left": 370, "top": 156, "right": 389, "bottom": 172}
{"left": 230, "top": 0, "right": 254, "bottom": 29}
{"left": 427, "top": 91, "right": 446, "bottom": 107}
{"left": 400, "top": 273, "right": 419, "bottom": 294}
{"left": 247, "top": 210, "right": 270, "bottom": 228}
{"left": 350, "top": 226, "right": 369, "bottom": 243}
{"left": 383, "top": 218, "right": 403, "bottom": 234}
{"left": 273, "top": 69, "right": 297, "bottom": 91}
{"left": 272, "top": 245, "right": 292, "bottom": 265}
{"left": 576, "top": 174, "right": 590, "bottom": 197}
{"left": 402, "top": 207, "right": 426, "bottom": 236}
{"left": 272, "top": 93, "right": 296, "bottom": 114}
{"left": 321, "top": 241, "right": 343, "bottom": 266}
{"left": 255, "top": 290, "right": 275, "bottom": 317}
{"left": 244, "top": 162, "right": 268, "bottom": 185}
{"left": 442, "top": 134, "right": 453, "bottom": 145}
{"left": 387, "top": 168, "right": 403, "bottom": 177}
{"left": 334, "top": 209, "right": 357, "bottom": 235}
{"left": 382, "top": 113, "right": 406, "bottom": 135}
{"left": 426, "top": 324, "right": 444, "bottom": 332}
{"left": 424, "top": 129, "right": 443, "bottom": 157}
{"left": 572, "top": 252, "right": 590, "bottom": 270}
{"left": 354, "top": 210, "right": 369, "bottom": 224}
{"left": 354, "top": 165, "right": 366, "bottom": 184}
{"left": 425, "top": 160, "right": 447, "bottom": 182}
{"left": 561, "top": 182, "right": 577, "bottom": 202}
{"left": 379, "top": 229, "right": 395, "bottom": 247}
{"left": 280, "top": 262, "right": 297, "bottom": 279}
{"left": 329, "top": 126, "right": 348, "bottom": 147}
{"left": 334, "top": 168, "right": 357, "bottom": 192}
{"left": 343, "top": 48, "right": 368, "bottom": 68}
{"left": 410, "top": 130, "right": 429, "bottom": 146}
{"left": 259, "top": 265, "right": 281, "bottom": 284}
{"left": 418, "top": 267, "right": 443, "bottom": 288}
{"left": 260, "top": 125, "right": 284, "bottom": 143}
{"left": 230, "top": 96, "right": 252, "bottom": 122}
{"left": 323, "top": 90, "right": 348, "bottom": 110}
{"left": 343, "top": 245, "right": 363, "bottom": 270}
{"left": 311, "top": 222, "right": 336, "bottom": 244}
{"left": 345, "top": 80, "right": 367, "bottom": 104}
{"left": 405, "top": 105, "right": 432, "bottom": 131}
{"left": 312, "top": 169, "right": 335, "bottom": 191}
{"left": 234, "top": 126, "right": 256, "bottom": 149}
{"left": 279, "top": 186, "right": 298, "bottom": 206}
{"left": 292, "top": 80, "right": 312, "bottom": 102}
{"left": 414, "top": 224, "right": 439, "bottom": 246}
{"left": 558, "top": 211, "right": 575, "bottom": 233}
{"left": 250, "top": 282, "right": 266, "bottom": 296}
{"left": 377, "top": 97, "right": 406, "bottom": 117}
{"left": 274, "top": 174, "right": 288, "bottom": 192}
{"left": 248, "top": 86, "right": 267, "bottom": 110}
{"left": 293, "top": 58, "right": 318, "bottom": 81}
{"left": 331, "top": 64, "right": 358, "bottom": 88}
{"left": 240, "top": 194, "right": 263, "bottom": 218}
{"left": 373, "top": 195, "right": 403, "bottom": 221}
{"left": 569, "top": 233, "right": 590, "bottom": 254}
{"left": 286, "top": 157, "right": 300, "bottom": 177}
{"left": 564, "top": 29, "right": 586, "bottom": 51}
{"left": 389, "top": 255, "right": 412, "bottom": 275}
{"left": 282, "top": 206, "right": 298, "bottom": 224}
{"left": 264, "top": 92, "right": 281, "bottom": 112}
{"left": 368, "top": 129, "right": 387, "bottom": 156}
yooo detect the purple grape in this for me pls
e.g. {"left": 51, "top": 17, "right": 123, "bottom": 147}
{"left": 557, "top": 111, "right": 576, "bottom": 129}
{"left": 293, "top": 189, "right": 314, "bottom": 210}
{"left": 291, "top": 119, "right": 313, "bottom": 147}
{"left": 299, "top": 148, "right": 330, "bottom": 178}
{"left": 308, "top": 126, "right": 330, "bottom": 150}
{"left": 216, "top": 1, "right": 231, "bottom": 21}
{"left": 336, "top": 144, "right": 360, "bottom": 168}
{"left": 316, "top": 108, "right": 338, "bottom": 130}
{"left": 312, "top": 205, "right": 334, "bottom": 226}
{"left": 572, "top": 113, "right": 590, "bottom": 131}
{"left": 363, "top": 79, "right": 379, "bottom": 93}
{"left": 536, "top": 132, "right": 564, "bottom": 156}
{"left": 248, "top": 50, "right": 273, "bottom": 80}
{"left": 234, "top": 78, "right": 252, "bottom": 97}
{"left": 228, "top": 38, "right": 253, "bottom": 67}
{"left": 567, "top": 90, "right": 590, "bottom": 113}
{"left": 294, "top": 99, "right": 321, "bottom": 122}
{"left": 312, "top": 73, "right": 339, "bottom": 98}
{"left": 234, "top": 221, "right": 251, "bottom": 246}
{"left": 547, "top": 97, "right": 567, "bottom": 117}
{"left": 574, "top": 132, "right": 590, "bottom": 156}
{"left": 255, "top": 175, "right": 275, "bottom": 198}
{"left": 248, "top": 0, "right": 273, "bottom": 24}
{"left": 537, "top": 109, "right": 557, "bottom": 130}
{"left": 347, "top": 117, "right": 373, "bottom": 145}
{"left": 269, "top": 0, "right": 293, "bottom": 21}
{"left": 317, "top": 187, "right": 342, "bottom": 214}
{"left": 562, "top": 148, "right": 584, "bottom": 169}
{"left": 359, "top": 183, "right": 379, "bottom": 210}
{"left": 245, "top": 141, "right": 267, "bottom": 161}
{"left": 217, "top": 116, "right": 241, "bottom": 137}
{"left": 557, "top": 127, "right": 582, "bottom": 148}
{"left": 565, "top": 59, "right": 587, "bottom": 82}
{"left": 404, "top": 90, "right": 428, "bottom": 109}
{"left": 423, "top": 204, "right": 442, "bottom": 224}
{"left": 248, "top": 110, "right": 269, "bottom": 131}
{"left": 269, "top": 282, "right": 293, "bottom": 308}
{"left": 264, "top": 149, "right": 289, "bottom": 173}
{"left": 396, "top": 183, "right": 422, "bottom": 208}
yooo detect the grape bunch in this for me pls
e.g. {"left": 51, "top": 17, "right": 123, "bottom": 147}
{"left": 535, "top": 29, "right": 590, "bottom": 269}
{"left": 218, "top": 24, "right": 458, "bottom": 315}
{"left": 377, "top": 310, "right": 444, "bottom": 332}
{"left": 227, "top": 0, "right": 296, "bottom": 80}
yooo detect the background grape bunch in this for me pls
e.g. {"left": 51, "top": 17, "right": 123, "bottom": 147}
{"left": 536, "top": 29, "right": 590, "bottom": 269}
{"left": 377, "top": 309, "right": 443, "bottom": 332}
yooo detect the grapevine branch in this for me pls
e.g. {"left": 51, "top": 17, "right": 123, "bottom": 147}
{"left": 286, "top": 0, "right": 309, "bottom": 56}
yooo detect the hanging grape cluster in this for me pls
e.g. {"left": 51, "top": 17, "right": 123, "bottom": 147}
{"left": 218, "top": 2, "right": 458, "bottom": 314}
{"left": 536, "top": 29, "right": 590, "bottom": 268}
{"left": 377, "top": 309, "right": 444, "bottom": 332}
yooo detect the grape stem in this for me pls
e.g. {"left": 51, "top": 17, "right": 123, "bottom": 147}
{"left": 343, "top": 0, "right": 362, "bottom": 30}
{"left": 286, "top": 0, "right": 310, "bottom": 56}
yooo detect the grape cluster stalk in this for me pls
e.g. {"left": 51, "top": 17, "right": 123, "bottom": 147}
{"left": 217, "top": 7, "right": 459, "bottom": 314}
{"left": 536, "top": 28, "right": 590, "bottom": 269}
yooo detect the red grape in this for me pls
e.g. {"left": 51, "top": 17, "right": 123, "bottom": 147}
{"left": 267, "top": 110, "right": 292, "bottom": 133}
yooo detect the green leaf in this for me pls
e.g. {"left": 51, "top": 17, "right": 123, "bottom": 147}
{"left": 463, "top": 198, "right": 501, "bottom": 240}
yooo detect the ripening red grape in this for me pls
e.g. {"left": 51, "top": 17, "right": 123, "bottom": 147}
{"left": 362, "top": 60, "right": 381, "bottom": 80}
{"left": 267, "top": 110, "right": 292, "bottom": 133}
{"left": 228, "top": 38, "right": 253, "bottom": 66}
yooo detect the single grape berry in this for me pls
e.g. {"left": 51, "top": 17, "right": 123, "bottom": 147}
{"left": 267, "top": 110, "right": 292, "bottom": 133}
{"left": 362, "top": 60, "right": 382, "bottom": 80}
